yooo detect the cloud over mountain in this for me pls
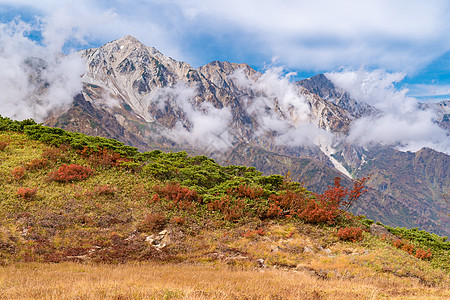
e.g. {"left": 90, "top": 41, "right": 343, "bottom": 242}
{"left": 0, "top": 19, "right": 84, "bottom": 121}
{"left": 326, "top": 70, "right": 450, "bottom": 154}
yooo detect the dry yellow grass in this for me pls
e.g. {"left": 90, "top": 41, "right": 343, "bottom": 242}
{"left": 0, "top": 262, "right": 448, "bottom": 299}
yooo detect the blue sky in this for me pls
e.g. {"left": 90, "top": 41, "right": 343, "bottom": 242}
{"left": 1, "top": 0, "right": 449, "bottom": 101}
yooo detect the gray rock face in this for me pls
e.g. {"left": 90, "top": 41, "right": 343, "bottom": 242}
{"left": 369, "top": 223, "right": 396, "bottom": 240}
{"left": 297, "top": 74, "right": 378, "bottom": 119}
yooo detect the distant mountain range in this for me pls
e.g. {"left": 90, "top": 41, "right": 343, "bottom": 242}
{"left": 42, "top": 36, "right": 449, "bottom": 235}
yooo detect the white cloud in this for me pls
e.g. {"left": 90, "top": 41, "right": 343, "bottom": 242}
{"left": 0, "top": 0, "right": 188, "bottom": 61}
{"left": 146, "top": 67, "right": 333, "bottom": 151}
{"left": 171, "top": 0, "right": 450, "bottom": 72}
{"left": 151, "top": 83, "right": 234, "bottom": 151}
{"left": 2, "top": 0, "right": 449, "bottom": 72}
{"left": 0, "top": 19, "right": 85, "bottom": 121}
{"left": 326, "top": 69, "right": 450, "bottom": 154}
{"left": 406, "top": 84, "right": 450, "bottom": 98}
{"left": 231, "top": 67, "right": 332, "bottom": 147}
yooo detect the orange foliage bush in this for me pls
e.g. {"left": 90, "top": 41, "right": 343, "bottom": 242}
{"left": 49, "top": 164, "right": 93, "bottom": 182}
{"left": 227, "top": 185, "right": 264, "bottom": 200}
{"left": 0, "top": 141, "right": 8, "bottom": 151}
{"left": 11, "top": 167, "right": 26, "bottom": 180}
{"left": 414, "top": 248, "right": 432, "bottom": 260}
{"left": 94, "top": 184, "right": 117, "bottom": 196}
{"left": 263, "top": 177, "right": 368, "bottom": 224}
{"left": 79, "top": 147, "right": 130, "bottom": 168}
{"left": 392, "top": 238, "right": 432, "bottom": 259}
{"left": 302, "top": 177, "right": 368, "bottom": 224}
{"left": 26, "top": 158, "right": 49, "bottom": 171}
{"left": 266, "top": 203, "right": 283, "bottom": 218}
{"left": 402, "top": 243, "right": 415, "bottom": 255}
{"left": 392, "top": 238, "right": 415, "bottom": 254}
{"left": 267, "top": 190, "right": 307, "bottom": 219}
{"left": 138, "top": 212, "right": 167, "bottom": 232}
{"left": 337, "top": 227, "right": 364, "bottom": 242}
{"left": 17, "top": 187, "right": 38, "bottom": 200}
{"left": 153, "top": 182, "right": 201, "bottom": 211}
{"left": 207, "top": 195, "right": 245, "bottom": 221}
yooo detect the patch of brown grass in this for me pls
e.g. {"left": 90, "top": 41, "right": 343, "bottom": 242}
{"left": 0, "top": 262, "right": 448, "bottom": 299}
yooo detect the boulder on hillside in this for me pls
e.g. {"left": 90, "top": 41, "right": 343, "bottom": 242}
{"left": 369, "top": 223, "right": 396, "bottom": 240}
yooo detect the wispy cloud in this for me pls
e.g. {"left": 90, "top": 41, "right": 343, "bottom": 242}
{"left": 0, "top": 19, "right": 85, "bottom": 121}
{"left": 406, "top": 84, "right": 450, "bottom": 100}
{"left": 230, "top": 67, "right": 331, "bottom": 147}
{"left": 326, "top": 70, "right": 450, "bottom": 154}
{"left": 1, "top": 0, "right": 449, "bottom": 72}
{"left": 170, "top": 0, "right": 450, "bottom": 72}
{"left": 151, "top": 83, "right": 234, "bottom": 151}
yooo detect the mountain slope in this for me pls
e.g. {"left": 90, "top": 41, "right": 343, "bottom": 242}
{"left": 0, "top": 118, "right": 448, "bottom": 291}
{"left": 43, "top": 36, "right": 450, "bottom": 235}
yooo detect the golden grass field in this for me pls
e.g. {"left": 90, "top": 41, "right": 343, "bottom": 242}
{"left": 0, "top": 261, "right": 449, "bottom": 299}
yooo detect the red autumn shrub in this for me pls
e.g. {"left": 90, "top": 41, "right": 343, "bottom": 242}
{"left": 94, "top": 184, "right": 117, "bottom": 196}
{"left": 262, "top": 176, "right": 368, "bottom": 224}
{"left": 170, "top": 216, "right": 185, "bottom": 225}
{"left": 11, "top": 166, "right": 26, "bottom": 180}
{"left": 153, "top": 182, "right": 201, "bottom": 211}
{"left": 207, "top": 195, "right": 229, "bottom": 212}
{"left": 263, "top": 190, "right": 309, "bottom": 220}
{"left": 79, "top": 147, "right": 130, "bottom": 168}
{"left": 242, "top": 228, "right": 265, "bottom": 238}
{"left": 337, "top": 227, "right": 364, "bottom": 242}
{"left": 26, "top": 158, "right": 49, "bottom": 171}
{"left": 392, "top": 239, "right": 403, "bottom": 248}
{"left": 138, "top": 212, "right": 167, "bottom": 232}
{"left": 150, "top": 193, "right": 160, "bottom": 204}
{"left": 266, "top": 202, "right": 283, "bottom": 218}
{"left": 0, "top": 141, "right": 8, "bottom": 151}
{"left": 227, "top": 185, "right": 264, "bottom": 200}
{"left": 299, "top": 199, "right": 339, "bottom": 224}
{"left": 207, "top": 195, "right": 245, "bottom": 221}
{"left": 391, "top": 239, "right": 431, "bottom": 260}
{"left": 392, "top": 238, "right": 416, "bottom": 255}
{"left": 414, "top": 248, "right": 432, "bottom": 260}
{"left": 301, "top": 177, "right": 369, "bottom": 224}
{"left": 402, "top": 243, "right": 415, "bottom": 255}
{"left": 17, "top": 187, "right": 38, "bottom": 200}
{"left": 49, "top": 164, "right": 93, "bottom": 182}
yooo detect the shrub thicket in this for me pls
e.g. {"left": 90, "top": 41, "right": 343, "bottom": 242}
{"left": 17, "top": 187, "right": 38, "bottom": 200}
{"left": 49, "top": 164, "right": 93, "bottom": 182}
{"left": 337, "top": 227, "right": 364, "bottom": 242}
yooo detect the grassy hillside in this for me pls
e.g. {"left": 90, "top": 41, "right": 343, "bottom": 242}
{"left": 0, "top": 116, "right": 449, "bottom": 298}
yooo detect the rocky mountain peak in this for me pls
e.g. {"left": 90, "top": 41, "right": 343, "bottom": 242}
{"left": 198, "top": 61, "right": 258, "bottom": 94}
{"left": 79, "top": 35, "right": 199, "bottom": 122}
{"left": 297, "top": 74, "right": 377, "bottom": 118}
